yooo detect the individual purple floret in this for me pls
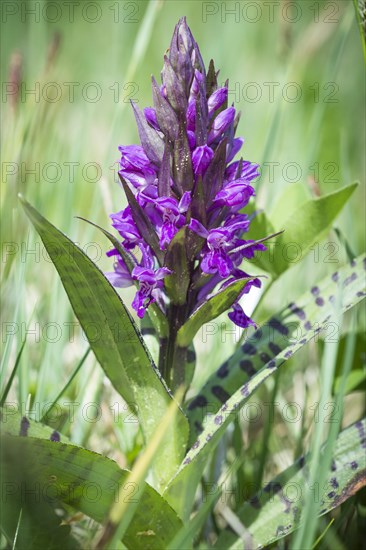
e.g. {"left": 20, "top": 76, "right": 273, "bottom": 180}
{"left": 106, "top": 17, "right": 270, "bottom": 365}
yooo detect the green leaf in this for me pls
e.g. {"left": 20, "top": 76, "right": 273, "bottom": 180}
{"left": 214, "top": 419, "right": 366, "bottom": 549}
{"left": 330, "top": 331, "right": 366, "bottom": 394}
{"left": 19, "top": 195, "right": 188, "bottom": 490}
{"left": 165, "top": 255, "right": 366, "bottom": 518}
{"left": 334, "top": 368, "right": 366, "bottom": 394}
{"left": 1, "top": 405, "right": 71, "bottom": 443}
{"left": 242, "top": 207, "right": 277, "bottom": 275}
{"left": 0, "top": 434, "right": 183, "bottom": 550}
{"left": 269, "top": 182, "right": 312, "bottom": 229}
{"left": 186, "top": 255, "right": 366, "bottom": 442}
{"left": 177, "top": 277, "right": 253, "bottom": 348}
{"left": 164, "top": 227, "right": 190, "bottom": 305}
{"left": 249, "top": 183, "right": 357, "bottom": 277}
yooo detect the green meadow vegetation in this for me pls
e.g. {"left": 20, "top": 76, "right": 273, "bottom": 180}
{"left": 1, "top": 1, "right": 365, "bottom": 548}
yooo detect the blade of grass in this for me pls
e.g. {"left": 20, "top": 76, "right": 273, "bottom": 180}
{"left": 40, "top": 346, "right": 90, "bottom": 423}
{"left": 292, "top": 292, "right": 343, "bottom": 549}
{"left": 0, "top": 339, "right": 26, "bottom": 407}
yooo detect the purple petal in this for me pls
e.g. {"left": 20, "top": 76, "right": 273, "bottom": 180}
{"left": 105, "top": 258, "right": 133, "bottom": 288}
{"left": 208, "top": 87, "right": 228, "bottom": 114}
{"left": 132, "top": 266, "right": 157, "bottom": 284}
{"left": 226, "top": 137, "right": 244, "bottom": 163}
{"left": 132, "top": 290, "right": 148, "bottom": 318}
{"left": 228, "top": 303, "right": 257, "bottom": 329}
{"left": 160, "top": 222, "right": 178, "bottom": 249}
{"left": 155, "top": 267, "right": 172, "bottom": 280}
{"left": 208, "top": 107, "right": 235, "bottom": 144}
{"left": 187, "top": 130, "right": 196, "bottom": 149}
{"left": 178, "top": 191, "right": 192, "bottom": 212}
{"left": 189, "top": 218, "right": 209, "bottom": 238}
{"left": 186, "top": 100, "right": 196, "bottom": 131}
{"left": 144, "top": 107, "right": 160, "bottom": 130}
{"left": 214, "top": 180, "right": 255, "bottom": 209}
{"left": 192, "top": 145, "right": 214, "bottom": 177}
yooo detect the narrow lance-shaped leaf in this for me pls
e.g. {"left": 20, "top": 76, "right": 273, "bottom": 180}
{"left": 131, "top": 101, "right": 164, "bottom": 166}
{"left": 203, "top": 137, "right": 227, "bottom": 204}
{"left": 186, "top": 255, "right": 366, "bottom": 441}
{"left": 250, "top": 183, "right": 358, "bottom": 277}
{"left": 19, "top": 195, "right": 189, "bottom": 490}
{"left": 164, "top": 255, "right": 366, "bottom": 518}
{"left": 172, "top": 118, "right": 194, "bottom": 194}
{"left": 162, "top": 55, "right": 188, "bottom": 114}
{"left": 214, "top": 419, "right": 366, "bottom": 549}
{"left": 151, "top": 76, "right": 178, "bottom": 142}
{"left": 0, "top": 434, "right": 183, "bottom": 550}
{"left": 164, "top": 227, "right": 190, "bottom": 306}
{"left": 120, "top": 177, "right": 165, "bottom": 264}
{"left": 158, "top": 138, "right": 173, "bottom": 198}
{"left": 177, "top": 277, "right": 254, "bottom": 347}
{"left": 206, "top": 59, "right": 218, "bottom": 97}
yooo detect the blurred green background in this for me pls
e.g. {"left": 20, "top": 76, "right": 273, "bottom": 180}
{"left": 1, "top": 0, "right": 365, "bottom": 445}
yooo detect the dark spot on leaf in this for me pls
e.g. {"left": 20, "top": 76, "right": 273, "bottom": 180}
{"left": 214, "top": 415, "right": 223, "bottom": 425}
{"left": 260, "top": 352, "right": 271, "bottom": 363}
{"left": 269, "top": 318, "right": 289, "bottom": 336}
{"left": 289, "top": 303, "right": 306, "bottom": 320}
{"left": 192, "top": 440, "right": 200, "bottom": 450}
{"left": 188, "top": 395, "right": 208, "bottom": 410}
{"left": 206, "top": 433, "right": 212, "bottom": 441}
{"left": 212, "top": 385, "right": 230, "bottom": 403}
{"left": 187, "top": 348, "right": 196, "bottom": 362}
{"left": 242, "top": 342, "right": 257, "bottom": 355}
{"left": 332, "top": 272, "right": 339, "bottom": 282}
{"left": 240, "top": 359, "right": 255, "bottom": 376}
{"left": 19, "top": 416, "right": 30, "bottom": 437}
{"left": 269, "top": 342, "right": 281, "bottom": 355}
{"left": 141, "top": 327, "right": 156, "bottom": 336}
{"left": 351, "top": 259, "right": 356, "bottom": 267}
{"left": 250, "top": 495, "right": 261, "bottom": 509}
{"left": 331, "top": 460, "right": 337, "bottom": 471}
{"left": 241, "top": 384, "right": 249, "bottom": 397}
{"left": 298, "top": 456, "right": 305, "bottom": 468}
{"left": 311, "top": 286, "right": 320, "bottom": 296}
{"left": 267, "top": 360, "right": 276, "bottom": 369}
{"left": 300, "top": 338, "right": 307, "bottom": 345}
{"left": 217, "top": 361, "right": 229, "bottom": 378}
{"left": 263, "top": 481, "right": 282, "bottom": 495}
{"left": 50, "top": 430, "right": 60, "bottom": 442}
{"left": 316, "top": 297, "right": 324, "bottom": 306}
{"left": 331, "top": 478, "right": 339, "bottom": 489}
{"left": 344, "top": 273, "right": 357, "bottom": 286}
{"left": 183, "top": 457, "right": 191, "bottom": 465}
{"left": 329, "top": 295, "right": 335, "bottom": 303}
{"left": 350, "top": 461, "right": 358, "bottom": 470}
{"left": 357, "top": 291, "right": 366, "bottom": 297}
{"left": 194, "top": 420, "right": 203, "bottom": 433}
{"left": 304, "top": 321, "right": 312, "bottom": 330}
{"left": 355, "top": 421, "right": 366, "bottom": 448}
{"left": 328, "top": 491, "right": 336, "bottom": 499}
{"left": 285, "top": 350, "right": 293, "bottom": 358}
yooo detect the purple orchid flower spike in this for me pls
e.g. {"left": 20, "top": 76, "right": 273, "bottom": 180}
{"left": 105, "top": 17, "right": 272, "bottom": 384}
